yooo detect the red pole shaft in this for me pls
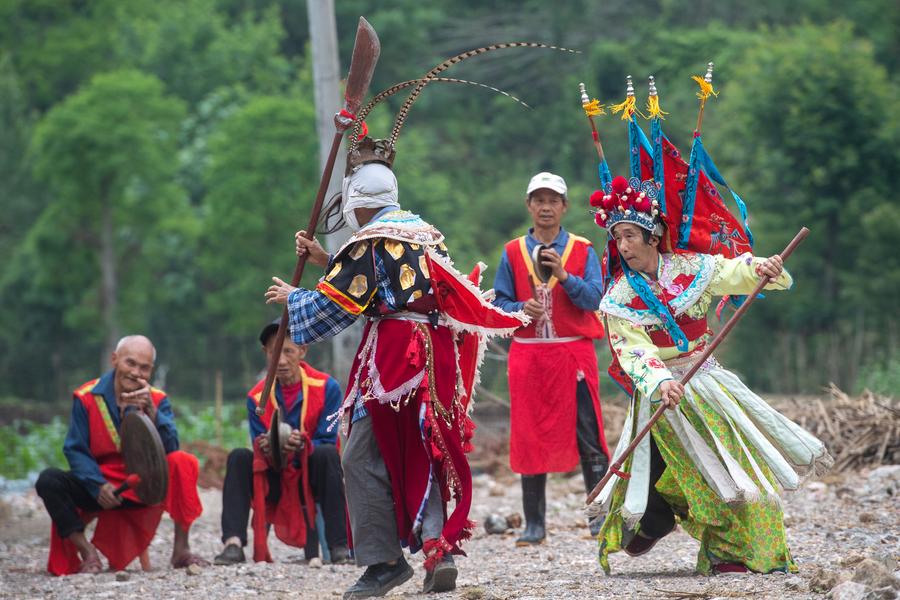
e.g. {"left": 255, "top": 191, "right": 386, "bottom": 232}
{"left": 257, "top": 129, "right": 345, "bottom": 415}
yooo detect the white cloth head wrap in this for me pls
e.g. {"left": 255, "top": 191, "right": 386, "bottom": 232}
{"left": 341, "top": 163, "right": 400, "bottom": 231}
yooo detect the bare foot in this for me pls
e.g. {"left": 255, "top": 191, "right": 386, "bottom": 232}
{"left": 171, "top": 552, "right": 210, "bottom": 569}
{"left": 78, "top": 553, "right": 103, "bottom": 574}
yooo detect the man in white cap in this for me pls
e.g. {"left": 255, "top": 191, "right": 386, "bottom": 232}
{"left": 493, "top": 172, "right": 611, "bottom": 546}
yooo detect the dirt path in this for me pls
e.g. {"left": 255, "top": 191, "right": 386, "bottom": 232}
{"left": 1, "top": 466, "right": 898, "bottom": 600}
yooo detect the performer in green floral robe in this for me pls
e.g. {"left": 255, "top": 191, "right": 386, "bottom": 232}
{"left": 588, "top": 176, "right": 831, "bottom": 575}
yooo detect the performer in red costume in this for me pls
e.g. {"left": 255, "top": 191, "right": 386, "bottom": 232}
{"left": 35, "top": 335, "right": 205, "bottom": 575}
{"left": 493, "top": 172, "right": 610, "bottom": 545}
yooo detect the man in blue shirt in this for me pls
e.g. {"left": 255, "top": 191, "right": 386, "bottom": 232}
{"left": 493, "top": 172, "right": 610, "bottom": 545}
{"left": 35, "top": 335, "right": 206, "bottom": 574}
{"left": 213, "top": 321, "right": 348, "bottom": 565}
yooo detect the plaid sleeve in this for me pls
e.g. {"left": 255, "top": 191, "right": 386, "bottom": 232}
{"left": 287, "top": 288, "right": 358, "bottom": 344}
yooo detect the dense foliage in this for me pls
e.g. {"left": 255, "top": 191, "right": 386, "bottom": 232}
{"left": 1, "top": 0, "right": 897, "bottom": 416}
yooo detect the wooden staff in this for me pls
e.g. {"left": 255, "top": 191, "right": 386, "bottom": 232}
{"left": 586, "top": 227, "right": 810, "bottom": 506}
{"left": 257, "top": 17, "right": 380, "bottom": 417}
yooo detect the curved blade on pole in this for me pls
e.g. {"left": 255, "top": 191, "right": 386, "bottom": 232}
{"left": 585, "top": 227, "right": 810, "bottom": 508}
{"left": 344, "top": 17, "right": 380, "bottom": 116}
{"left": 257, "top": 17, "right": 381, "bottom": 416}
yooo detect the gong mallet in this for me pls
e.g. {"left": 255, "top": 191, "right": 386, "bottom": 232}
{"left": 586, "top": 227, "right": 809, "bottom": 507}
{"left": 258, "top": 17, "right": 380, "bottom": 416}
{"left": 113, "top": 473, "right": 142, "bottom": 498}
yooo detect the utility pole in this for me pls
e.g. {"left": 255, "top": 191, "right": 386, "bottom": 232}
{"left": 307, "top": 0, "right": 360, "bottom": 385}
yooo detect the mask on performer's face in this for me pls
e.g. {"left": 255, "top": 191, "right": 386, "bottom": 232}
{"left": 341, "top": 175, "right": 361, "bottom": 231}
{"left": 341, "top": 163, "right": 400, "bottom": 232}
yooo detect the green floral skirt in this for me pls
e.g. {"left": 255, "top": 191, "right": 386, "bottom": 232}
{"left": 596, "top": 364, "right": 830, "bottom": 575}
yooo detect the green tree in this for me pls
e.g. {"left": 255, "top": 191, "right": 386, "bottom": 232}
{"left": 28, "top": 69, "right": 188, "bottom": 363}
{"left": 200, "top": 94, "right": 318, "bottom": 338}
{"left": 714, "top": 22, "right": 900, "bottom": 391}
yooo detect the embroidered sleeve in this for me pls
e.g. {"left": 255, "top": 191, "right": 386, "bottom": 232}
{"left": 709, "top": 253, "right": 793, "bottom": 296}
{"left": 607, "top": 316, "right": 673, "bottom": 401}
{"left": 315, "top": 240, "right": 379, "bottom": 315}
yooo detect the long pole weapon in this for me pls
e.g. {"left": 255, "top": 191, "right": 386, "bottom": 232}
{"left": 257, "top": 18, "right": 380, "bottom": 419}
{"left": 586, "top": 227, "right": 810, "bottom": 506}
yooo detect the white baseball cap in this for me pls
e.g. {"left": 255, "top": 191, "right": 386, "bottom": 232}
{"left": 526, "top": 172, "right": 567, "bottom": 198}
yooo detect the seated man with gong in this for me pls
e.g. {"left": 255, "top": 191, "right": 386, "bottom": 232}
{"left": 35, "top": 335, "right": 206, "bottom": 574}
{"left": 213, "top": 321, "right": 348, "bottom": 565}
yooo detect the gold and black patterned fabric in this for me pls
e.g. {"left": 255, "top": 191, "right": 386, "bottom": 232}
{"left": 316, "top": 238, "right": 449, "bottom": 316}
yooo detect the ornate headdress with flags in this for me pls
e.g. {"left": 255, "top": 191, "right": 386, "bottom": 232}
{"left": 590, "top": 175, "right": 663, "bottom": 236}
{"left": 579, "top": 65, "right": 757, "bottom": 393}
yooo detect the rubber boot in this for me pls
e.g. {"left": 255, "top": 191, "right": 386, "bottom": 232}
{"left": 515, "top": 474, "right": 547, "bottom": 546}
{"left": 581, "top": 456, "right": 608, "bottom": 536}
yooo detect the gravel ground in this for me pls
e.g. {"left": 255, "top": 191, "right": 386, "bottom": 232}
{"left": 1, "top": 464, "right": 898, "bottom": 600}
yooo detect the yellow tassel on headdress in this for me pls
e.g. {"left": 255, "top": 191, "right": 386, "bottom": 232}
{"left": 610, "top": 95, "right": 638, "bottom": 121}
{"left": 691, "top": 75, "right": 718, "bottom": 101}
{"left": 582, "top": 98, "right": 605, "bottom": 117}
{"left": 646, "top": 95, "right": 668, "bottom": 120}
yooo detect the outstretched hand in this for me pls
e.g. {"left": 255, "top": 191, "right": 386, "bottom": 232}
{"left": 265, "top": 277, "right": 298, "bottom": 305}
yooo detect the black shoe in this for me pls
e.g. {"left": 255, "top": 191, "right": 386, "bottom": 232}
{"left": 581, "top": 456, "right": 608, "bottom": 537}
{"left": 213, "top": 543, "right": 245, "bottom": 565}
{"left": 515, "top": 474, "right": 547, "bottom": 546}
{"left": 342, "top": 557, "right": 414, "bottom": 599}
{"left": 330, "top": 545, "right": 352, "bottom": 565}
{"left": 623, "top": 522, "right": 675, "bottom": 557}
{"left": 422, "top": 555, "right": 457, "bottom": 594}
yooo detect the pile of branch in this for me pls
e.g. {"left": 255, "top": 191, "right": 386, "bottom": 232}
{"left": 780, "top": 384, "right": 900, "bottom": 472}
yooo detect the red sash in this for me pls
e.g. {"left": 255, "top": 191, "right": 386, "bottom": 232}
{"left": 504, "top": 235, "right": 604, "bottom": 339}
{"left": 247, "top": 362, "right": 328, "bottom": 562}
{"left": 648, "top": 315, "right": 710, "bottom": 348}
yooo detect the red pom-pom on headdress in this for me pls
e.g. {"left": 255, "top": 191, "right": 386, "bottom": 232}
{"left": 610, "top": 176, "right": 629, "bottom": 195}
{"left": 589, "top": 190, "right": 605, "bottom": 207}
{"left": 634, "top": 196, "right": 651, "bottom": 213}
